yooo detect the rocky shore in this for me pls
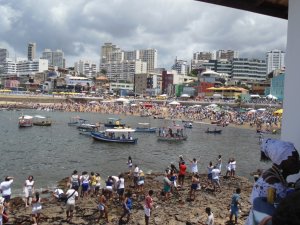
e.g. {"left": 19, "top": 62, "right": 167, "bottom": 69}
{"left": 8, "top": 173, "right": 253, "bottom": 225}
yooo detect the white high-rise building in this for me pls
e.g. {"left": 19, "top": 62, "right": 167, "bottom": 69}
{"left": 266, "top": 49, "right": 285, "bottom": 74}
{"left": 28, "top": 42, "right": 36, "bottom": 61}
{"left": 41, "top": 49, "right": 65, "bottom": 68}
{"left": 100, "top": 43, "right": 157, "bottom": 79}
{"left": 100, "top": 59, "right": 147, "bottom": 82}
{"left": 74, "top": 60, "right": 97, "bottom": 78}
{"left": 139, "top": 49, "right": 157, "bottom": 73}
{"left": 0, "top": 58, "right": 48, "bottom": 76}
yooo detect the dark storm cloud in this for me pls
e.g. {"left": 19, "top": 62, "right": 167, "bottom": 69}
{"left": 0, "top": 0, "right": 287, "bottom": 67}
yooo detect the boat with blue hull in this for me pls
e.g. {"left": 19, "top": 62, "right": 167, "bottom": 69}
{"left": 135, "top": 123, "right": 157, "bottom": 133}
{"left": 91, "top": 128, "right": 137, "bottom": 144}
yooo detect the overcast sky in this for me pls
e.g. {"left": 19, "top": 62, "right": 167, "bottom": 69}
{"left": 0, "top": 0, "right": 288, "bottom": 68}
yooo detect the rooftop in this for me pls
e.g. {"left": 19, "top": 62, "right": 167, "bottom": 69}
{"left": 195, "top": 0, "right": 288, "bottom": 19}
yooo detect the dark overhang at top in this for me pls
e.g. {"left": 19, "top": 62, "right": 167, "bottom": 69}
{"left": 195, "top": 0, "right": 288, "bottom": 20}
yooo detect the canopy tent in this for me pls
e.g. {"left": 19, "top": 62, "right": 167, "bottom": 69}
{"left": 169, "top": 101, "right": 180, "bottom": 105}
{"left": 266, "top": 94, "right": 278, "bottom": 100}
{"left": 115, "top": 97, "right": 130, "bottom": 103}
{"left": 257, "top": 108, "right": 266, "bottom": 112}
{"left": 212, "top": 93, "right": 223, "bottom": 98}
{"left": 274, "top": 109, "right": 283, "bottom": 116}
{"left": 180, "top": 94, "right": 190, "bottom": 98}
{"left": 88, "top": 101, "right": 99, "bottom": 105}
{"left": 250, "top": 94, "right": 261, "bottom": 98}
{"left": 247, "top": 109, "right": 257, "bottom": 114}
{"left": 205, "top": 103, "right": 218, "bottom": 108}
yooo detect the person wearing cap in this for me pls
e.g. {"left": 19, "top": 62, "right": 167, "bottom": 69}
{"left": 245, "top": 138, "right": 300, "bottom": 225}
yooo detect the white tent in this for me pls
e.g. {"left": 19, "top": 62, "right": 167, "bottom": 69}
{"left": 213, "top": 93, "right": 223, "bottom": 98}
{"left": 116, "top": 97, "right": 130, "bottom": 103}
{"left": 88, "top": 101, "right": 99, "bottom": 105}
{"left": 250, "top": 94, "right": 261, "bottom": 98}
{"left": 266, "top": 94, "right": 278, "bottom": 100}
{"left": 206, "top": 103, "right": 218, "bottom": 108}
{"left": 169, "top": 101, "right": 180, "bottom": 105}
{"left": 180, "top": 94, "right": 190, "bottom": 98}
{"left": 248, "top": 109, "right": 257, "bottom": 113}
{"left": 257, "top": 108, "right": 266, "bottom": 112}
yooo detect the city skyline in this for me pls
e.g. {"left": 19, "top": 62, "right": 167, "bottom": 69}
{"left": 0, "top": 0, "right": 287, "bottom": 68}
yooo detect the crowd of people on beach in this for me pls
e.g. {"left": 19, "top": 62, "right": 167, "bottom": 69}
{"left": 1, "top": 100, "right": 281, "bottom": 132}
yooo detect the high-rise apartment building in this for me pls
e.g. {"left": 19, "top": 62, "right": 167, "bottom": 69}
{"left": 0, "top": 58, "right": 48, "bottom": 76}
{"left": 232, "top": 58, "right": 267, "bottom": 81}
{"left": 74, "top": 60, "right": 97, "bottom": 78}
{"left": 100, "top": 43, "right": 157, "bottom": 80}
{"left": 100, "top": 43, "right": 121, "bottom": 63}
{"left": 139, "top": 49, "right": 157, "bottom": 73}
{"left": 100, "top": 59, "right": 147, "bottom": 82}
{"left": 28, "top": 42, "right": 36, "bottom": 61}
{"left": 171, "top": 58, "right": 189, "bottom": 75}
{"left": 0, "top": 48, "right": 9, "bottom": 62}
{"left": 216, "top": 50, "right": 239, "bottom": 61}
{"left": 42, "top": 49, "right": 65, "bottom": 68}
{"left": 266, "top": 49, "right": 285, "bottom": 74}
{"left": 193, "top": 51, "right": 216, "bottom": 60}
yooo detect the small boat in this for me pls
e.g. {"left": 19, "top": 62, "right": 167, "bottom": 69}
{"left": 104, "top": 118, "right": 126, "bottom": 128}
{"left": 78, "top": 124, "right": 101, "bottom": 136}
{"left": 91, "top": 128, "right": 138, "bottom": 144}
{"left": 205, "top": 129, "right": 222, "bottom": 134}
{"left": 135, "top": 123, "right": 157, "bottom": 133}
{"left": 68, "top": 116, "right": 82, "bottom": 126}
{"left": 153, "top": 116, "right": 165, "bottom": 119}
{"left": 19, "top": 115, "right": 33, "bottom": 128}
{"left": 157, "top": 125, "right": 188, "bottom": 141}
{"left": 33, "top": 115, "right": 52, "bottom": 126}
{"left": 184, "top": 123, "right": 193, "bottom": 129}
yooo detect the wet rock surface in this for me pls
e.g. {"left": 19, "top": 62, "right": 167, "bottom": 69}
{"left": 8, "top": 173, "right": 252, "bottom": 225}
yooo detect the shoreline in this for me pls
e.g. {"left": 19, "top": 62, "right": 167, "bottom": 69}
{"left": 8, "top": 172, "right": 253, "bottom": 225}
{"left": 0, "top": 100, "right": 271, "bottom": 132}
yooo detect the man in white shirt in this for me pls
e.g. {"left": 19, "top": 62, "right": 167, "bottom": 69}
{"left": 0, "top": 176, "right": 14, "bottom": 203}
{"left": 52, "top": 188, "right": 64, "bottom": 201}
{"left": 211, "top": 166, "right": 221, "bottom": 192}
{"left": 65, "top": 187, "right": 78, "bottom": 222}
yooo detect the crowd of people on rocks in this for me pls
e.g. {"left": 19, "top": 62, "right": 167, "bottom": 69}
{"left": 1, "top": 138, "right": 299, "bottom": 225}
{"left": 0, "top": 152, "right": 243, "bottom": 225}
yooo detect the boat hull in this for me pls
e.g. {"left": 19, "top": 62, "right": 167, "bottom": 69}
{"left": 157, "top": 136, "right": 187, "bottom": 141}
{"left": 33, "top": 122, "right": 52, "bottom": 126}
{"left": 135, "top": 127, "right": 157, "bottom": 133}
{"left": 205, "top": 130, "right": 222, "bottom": 134}
{"left": 91, "top": 132, "right": 137, "bottom": 144}
{"left": 104, "top": 123, "right": 126, "bottom": 128}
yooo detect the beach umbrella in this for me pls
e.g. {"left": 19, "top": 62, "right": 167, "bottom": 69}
{"left": 88, "top": 101, "right": 99, "bottom": 105}
{"left": 169, "top": 101, "right": 180, "bottom": 105}
{"left": 274, "top": 109, "right": 283, "bottom": 116}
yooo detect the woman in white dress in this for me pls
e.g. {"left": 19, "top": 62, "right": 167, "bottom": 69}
{"left": 24, "top": 175, "right": 34, "bottom": 207}
{"left": 189, "top": 158, "right": 198, "bottom": 174}
{"left": 245, "top": 138, "right": 300, "bottom": 225}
